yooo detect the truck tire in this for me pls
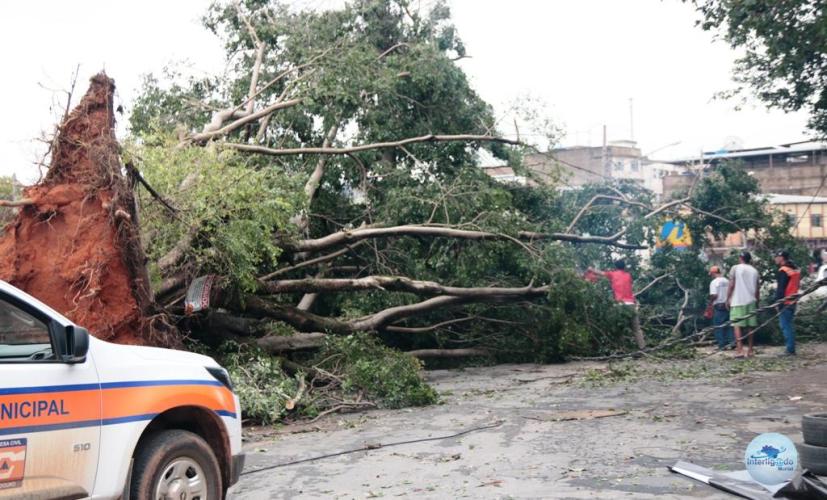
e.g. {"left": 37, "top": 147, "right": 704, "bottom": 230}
{"left": 799, "top": 442, "right": 827, "bottom": 476}
{"left": 130, "top": 429, "right": 223, "bottom": 500}
{"left": 803, "top": 414, "right": 827, "bottom": 447}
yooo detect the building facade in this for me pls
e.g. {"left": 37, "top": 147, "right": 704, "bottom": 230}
{"left": 714, "top": 194, "right": 827, "bottom": 251}
{"left": 662, "top": 141, "right": 827, "bottom": 199}
{"left": 523, "top": 140, "right": 681, "bottom": 198}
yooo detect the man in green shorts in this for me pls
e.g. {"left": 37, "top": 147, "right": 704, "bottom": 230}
{"left": 726, "top": 251, "right": 760, "bottom": 357}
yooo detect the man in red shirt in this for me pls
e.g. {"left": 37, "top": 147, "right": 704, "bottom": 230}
{"left": 589, "top": 260, "right": 645, "bottom": 349}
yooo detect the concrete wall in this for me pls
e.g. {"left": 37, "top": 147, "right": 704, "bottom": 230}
{"left": 662, "top": 173, "right": 696, "bottom": 197}
{"left": 525, "top": 149, "right": 605, "bottom": 186}
{"left": 526, "top": 144, "right": 645, "bottom": 187}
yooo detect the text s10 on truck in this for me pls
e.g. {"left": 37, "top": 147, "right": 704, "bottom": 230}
{"left": 0, "top": 280, "right": 244, "bottom": 499}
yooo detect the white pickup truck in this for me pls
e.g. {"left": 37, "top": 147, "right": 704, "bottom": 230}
{"left": 0, "top": 280, "right": 244, "bottom": 499}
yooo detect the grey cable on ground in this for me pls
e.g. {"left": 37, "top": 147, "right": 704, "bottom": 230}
{"left": 239, "top": 420, "right": 505, "bottom": 476}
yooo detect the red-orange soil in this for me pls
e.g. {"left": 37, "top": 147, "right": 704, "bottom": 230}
{"left": 0, "top": 73, "right": 158, "bottom": 344}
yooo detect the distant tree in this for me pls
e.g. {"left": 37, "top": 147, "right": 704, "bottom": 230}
{"left": 0, "top": 176, "right": 19, "bottom": 226}
{"left": 691, "top": 0, "right": 827, "bottom": 135}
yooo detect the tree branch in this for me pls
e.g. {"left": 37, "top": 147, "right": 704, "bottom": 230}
{"left": 188, "top": 98, "right": 302, "bottom": 143}
{"left": 351, "top": 295, "right": 469, "bottom": 331}
{"left": 126, "top": 161, "right": 178, "bottom": 215}
{"left": 257, "top": 332, "right": 327, "bottom": 351}
{"left": 406, "top": 348, "right": 489, "bottom": 359}
{"left": 304, "top": 123, "right": 340, "bottom": 202}
{"left": 0, "top": 198, "right": 34, "bottom": 207}
{"left": 240, "top": 290, "right": 543, "bottom": 334}
{"left": 287, "top": 224, "right": 645, "bottom": 253}
{"left": 157, "top": 226, "right": 199, "bottom": 274}
{"left": 263, "top": 275, "right": 549, "bottom": 298}
{"left": 223, "top": 134, "right": 521, "bottom": 156}
{"left": 634, "top": 273, "right": 673, "bottom": 298}
{"left": 671, "top": 278, "right": 691, "bottom": 337}
{"left": 385, "top": 316, "right": 478, "bottom": 333}
{"left": 259, "top": 241, "right": 364, "bottom": 281}
{"left": 565, "top": 195, "right": 648, "bottom": 233}
{"left": 377, "top": 42, "right": 409, "bottom": 59}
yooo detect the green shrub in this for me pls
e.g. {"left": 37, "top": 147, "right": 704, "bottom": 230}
{"left": 313, "top": 333, "right": 439, "bottom": 409}
{"left": 216, "top": 343, "right": 302, "bottom": 425}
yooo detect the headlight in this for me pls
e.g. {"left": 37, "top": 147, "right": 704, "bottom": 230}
{"left": 206, "top": 366, "right": 233, "bottom": 390}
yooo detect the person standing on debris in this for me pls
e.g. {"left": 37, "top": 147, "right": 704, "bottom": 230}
{"left": 589, "top": 260, "right": 646, "bottom": 349}
{"left": 726, "top": 251, "right": 760, "bottom": 358}
{"left": 708, "top": 266, "right": 734, "bottom": 350}
{"left": 774, "top": 250, "right": 801, "bottom": 356}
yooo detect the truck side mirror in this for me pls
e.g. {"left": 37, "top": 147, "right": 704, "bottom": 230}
{"left": 64, "top": 325, "right": 89, "bottom": 363}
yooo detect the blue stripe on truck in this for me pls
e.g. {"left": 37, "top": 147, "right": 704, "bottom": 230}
{"left": 0, "top": 379, "right": 223, "bottom": 396}
{"left": 0, "top": 408, "right": 235, "bottom": 436}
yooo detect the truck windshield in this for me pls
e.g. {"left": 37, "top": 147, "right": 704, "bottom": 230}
{"left": 0, "top": 299, "right": 53, "bottom": 360}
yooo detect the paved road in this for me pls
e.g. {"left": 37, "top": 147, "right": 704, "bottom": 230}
{"left": 229, "top": 344, "right": 827, "bottom": 499}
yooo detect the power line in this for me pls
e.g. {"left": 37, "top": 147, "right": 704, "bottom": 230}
{"left": 239, "top": 420, "right": 504, "bottom": 476}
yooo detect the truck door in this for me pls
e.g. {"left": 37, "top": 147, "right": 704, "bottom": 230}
{"left": 0, "top": 292, "right": 101, "bottom": 499}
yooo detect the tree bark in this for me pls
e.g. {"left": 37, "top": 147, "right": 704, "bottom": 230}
{"left": 0, "top": 198, "right": 34, "bottom": 207}
{"left": 407, "top": 348, "right": 489, "bottom": 359}
{"left": 257, "top": 332, "right": 327, "bottom": 351}
{"left": 304, "top": 123, "right": 340, "bottom": 202}
{"left": 287, "top": 224, "right": 645, "bottom": 253}
{"left": 189, "top": 98, "right": 302, "bottom": 143}
{"left": 224, "top": 134, "right": 520, "bottom": 156}
{"left": 238, "top": 290, "right": 536, "bottom": 334}
{"left": 157, "top": 226, "right": 199, "bottom": 274}
{"left": 259, "top": 242, "right": 364, "bottom": 280}
{"left": 296, "top": 292, "right": 319, "bottom": 311}
{"left": 263, "top": 275, "right": 549, "bottom": 298}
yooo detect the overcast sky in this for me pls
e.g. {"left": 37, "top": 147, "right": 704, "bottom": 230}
{"left": 0, "top": 0, "right": 812, "bottom": 182}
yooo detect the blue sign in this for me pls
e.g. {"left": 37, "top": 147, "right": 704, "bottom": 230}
{"left": 744, "top": 433, "right": 798, "bottom": 485}
{"left": 656, "top": 220, "right": 693, "bottom": 251}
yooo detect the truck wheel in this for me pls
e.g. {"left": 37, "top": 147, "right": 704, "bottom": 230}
{"left": 799, "top": 442, "right": 827, "bottom": 476}
{"left": 802, "top": 413, "right": 827, "bottom": 447}
{"left": 131, "top": 429, "right": 223, "bottom": 500}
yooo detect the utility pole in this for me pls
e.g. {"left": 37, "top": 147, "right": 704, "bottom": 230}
{"left": 602, "top": 124, "right": 609, "bottom": 178}
{"left": 629, "top": 98, "right": 635, "bottom": 141}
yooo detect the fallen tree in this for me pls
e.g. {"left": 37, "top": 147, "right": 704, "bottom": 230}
{"left": 11, "top": 0, "right": 791, "bottom": 355}
{"left": 2, "top": 0, "right": 813, "bottom": 423}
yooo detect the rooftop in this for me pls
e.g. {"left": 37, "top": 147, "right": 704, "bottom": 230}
{"left": 764, "top": 193, "right": 827, "bottom": 204}
{"left": 665, "top": 140, "right": 827, "bottom": 164}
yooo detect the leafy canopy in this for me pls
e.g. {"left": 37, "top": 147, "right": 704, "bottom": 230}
{"left": 691, "top": 0, "right": 827, "bottom": 134}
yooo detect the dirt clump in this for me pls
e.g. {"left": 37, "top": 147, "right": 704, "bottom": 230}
{"left": 0, "top": 73, "right": 171, "bottom": 345}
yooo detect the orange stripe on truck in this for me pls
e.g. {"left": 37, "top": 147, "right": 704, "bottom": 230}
{"left": 0, "top": 380, "right": 236, "bottom": 436}
{"left": 101, "top": 385, "right": 235, "bottom": 420}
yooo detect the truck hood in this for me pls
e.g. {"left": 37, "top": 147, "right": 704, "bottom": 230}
{"left": 90, "top": 336, "right": 221, "bottom": 368}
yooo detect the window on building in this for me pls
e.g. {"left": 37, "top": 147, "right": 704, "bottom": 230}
{"left": 631, "top": 160, "right": 640, "bottom": 172}
{"left": 613, "top": 161, "right": 624, "bottom": 172}
{"left": 812, "top": 213, "right": 823, "bottom": 228}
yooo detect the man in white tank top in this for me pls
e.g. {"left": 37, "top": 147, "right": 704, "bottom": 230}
{"left": 726, "top": 251, "right": 760, "bottom": 358}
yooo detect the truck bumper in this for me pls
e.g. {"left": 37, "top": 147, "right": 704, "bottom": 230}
{"left": 229, "top": 453, "right": 245, "bottom": 486}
